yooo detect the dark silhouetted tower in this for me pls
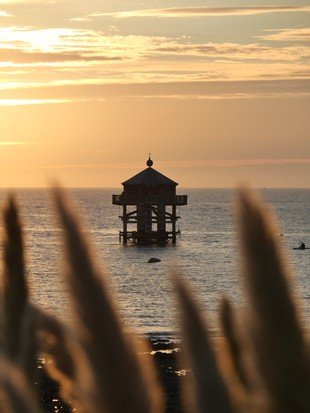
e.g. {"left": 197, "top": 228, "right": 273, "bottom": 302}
{"left": 112, "top": 157, "right": 187, "bottom": 245}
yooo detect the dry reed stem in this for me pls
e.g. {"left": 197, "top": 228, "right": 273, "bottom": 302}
{"left": 0, "top": 358, "right": 42, "bottom": 413}
{"left": 53, "top": 188, "right": 162, "bottom": 413}
{"left": 220, "top": 298, "right": 250, "bottom": 391}
{"left": 238, "top": 188, "right": 310, "bottom": 413}
{"left": 1, "top": 197, "right": 38, "bottom": 386}
{"left": 2, "top": 196, "right": 28, "bottom": 360}
{"left": 173, "top": 274, "right": 234, "bottom": 413}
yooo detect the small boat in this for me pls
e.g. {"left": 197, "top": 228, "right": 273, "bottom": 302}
{"left": 293, "top": 243, "right": 309, "bottom": 250}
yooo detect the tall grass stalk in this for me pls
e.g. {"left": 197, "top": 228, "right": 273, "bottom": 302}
{"left": 174, "top": 275, "right": 234, "bottom": 413}
{"left": 238, "top": 189, "right": 310, "bottom": 413}
{"left": 53, "top": 188, "right": 162, "bottom": 413}
{"left": 2, "top": 197, "right": 28, "bottom": 361}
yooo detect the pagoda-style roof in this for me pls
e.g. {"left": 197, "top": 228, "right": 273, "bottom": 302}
{"left": 122, "top": 166, "right": 178, "bottom": 187}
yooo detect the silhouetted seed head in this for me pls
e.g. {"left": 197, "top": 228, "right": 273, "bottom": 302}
{"left": 237, "top": 188, "right": 310, "bottom": 413}
{"left": 220, "top": 297, "right": 251, "bottom": 391}
{"left": 52, "top": 188, "right": 163, "bottom": 413}
{"left": 1, "top": 195, "right": 31, "bottom": 366}
{"left": 173, "top": 273, "right": 234, "bottom": 413}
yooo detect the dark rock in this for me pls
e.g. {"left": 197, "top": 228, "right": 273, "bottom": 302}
{"left": 148, "top": 257, "right": 161, "bottom": 263}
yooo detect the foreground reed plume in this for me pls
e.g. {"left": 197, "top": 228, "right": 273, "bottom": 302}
{"left": 0, "top": 188, "right": 309, "bottom": 413}
{"left": 53, "top": 189, "right": 162, "bottom": 413}
{"left": 2, "top": 197, "right": 28, "bottom": 362}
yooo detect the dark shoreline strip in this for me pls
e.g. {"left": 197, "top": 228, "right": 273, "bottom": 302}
{"left": 37, "top": 337, "right": 187, "bottom": 413}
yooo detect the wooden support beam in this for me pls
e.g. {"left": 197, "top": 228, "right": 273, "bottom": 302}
{"left": 122, "top": 205, "right": 127, "bottom": 244}
{"left": 125, "top": 209, "right": 138, "bottom": 217}
{"left": 172, "top": 205, "right": 177, "bottom": 244}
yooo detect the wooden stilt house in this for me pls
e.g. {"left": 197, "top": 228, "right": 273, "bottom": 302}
{"left": 112, "top": 157, "right": 187, "bottom": 245}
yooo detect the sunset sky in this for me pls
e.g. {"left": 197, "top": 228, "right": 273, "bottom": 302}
{"left": 0, "top": 0, "right": 309, "bottom": 188}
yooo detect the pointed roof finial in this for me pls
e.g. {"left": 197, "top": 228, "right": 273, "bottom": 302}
{"left": 146, "top": 153, "right": 153, "bottom": 167}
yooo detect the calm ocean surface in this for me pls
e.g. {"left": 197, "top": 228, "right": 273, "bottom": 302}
{"left": 0, "top": 189, "right": 309, "bottom": 337}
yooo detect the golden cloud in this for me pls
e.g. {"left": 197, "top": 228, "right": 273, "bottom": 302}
{"left": 260, "top": 28, "right": 310, "bottom": 42}
{"left": 0, "top": 27, "right": 308, "bottom": 66}
{"left": 88, "top": 6, "right": 310, "bottom": 19}
{"left": 0, "top": 27, "right": 308, "bottom": 98}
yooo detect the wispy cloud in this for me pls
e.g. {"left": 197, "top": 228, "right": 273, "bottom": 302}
{"left": 0, "top": 27, "right": 308, "bottom": 69}
{"left": 0, "top": 27, "right": 308, "bottom": 97}
{"left": 0, "top": 78, "right": 309, "bottom": 103}
{"left": 0, "top": 98, "right": 73, "bottom": 105}
{"left": 153, "top": 42, "right": 310, "bottom": 62}
{"left": 0, "top": 0, "right": 46, "bottom": 4}
{"left": 0, "top": 40, "right": 308, "bottom": 66}
{"left": 0, "top": 27, "right": 161, "bottom": 61}
{"left": 0, "top": 48, "right": 123, "bottom": 63}
{"left": 26, "top": 162, "right": 142, "bottom": 170}
{"left": 0, "top": 10, "right": 12, "bottom": 16}
{"left": 260, "top": 28, "right": 310, "bottom": 42}
{"left": 163, "top": 158, "right": 310, "bottom": 168}
{"left": 22, "top": 158, "right": 310, "bottom": 171}
{"left": 0, "top": 140, "right": 34, "bottom": 145}
{"left": 121, "top": 91, "right": 310, "bottom": 101}
{"left": 88, "top": 6, "right": 310, "bottom": 19}
{"left": 70, "top": 17, "right": 91, "bottom": 23}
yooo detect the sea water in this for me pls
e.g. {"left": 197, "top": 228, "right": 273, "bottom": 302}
{"left": 0, "top": 189, "right": 309, "bottom": 336}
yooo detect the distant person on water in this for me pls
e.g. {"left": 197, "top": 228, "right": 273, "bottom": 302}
{"left": 300, "top": 242, "right": 305, "bottom": 250}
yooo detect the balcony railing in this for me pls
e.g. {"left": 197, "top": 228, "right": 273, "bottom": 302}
{"left": 112, "top": 194, "right": 187, "bottom": 206}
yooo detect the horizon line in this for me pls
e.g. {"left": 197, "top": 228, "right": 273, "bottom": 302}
{"left": 0, "top": 186, "right": 309, "bottom": 190}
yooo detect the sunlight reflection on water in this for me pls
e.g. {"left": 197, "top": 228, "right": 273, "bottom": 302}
{"left": 0, "top": 188, "right": 309, "bottom": 336}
